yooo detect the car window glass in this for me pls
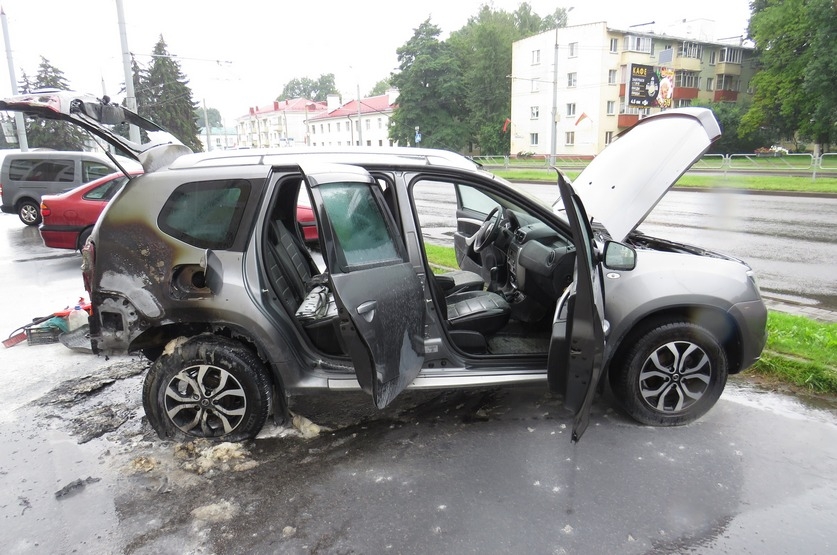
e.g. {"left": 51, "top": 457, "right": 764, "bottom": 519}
{"left": 82, "top": 161, "right": 113, "bottom": 182}
{"left": 459, "top": 184, "right": 500, "bottom": 215}
{"left": 10, "top": 159, "right": 75, "bottom": 182}
{"left": 83, "top": 177, "right": 127, "bottom": 201}
{"left": 319, "top": 182, "right": 401, "bottom": 268}
{"left": 158, "top": 179, "right": 251, "bottom": 249}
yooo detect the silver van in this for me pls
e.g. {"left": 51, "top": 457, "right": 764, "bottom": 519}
{"left": 0, "top": 150, "right": 119, "bottom": 225}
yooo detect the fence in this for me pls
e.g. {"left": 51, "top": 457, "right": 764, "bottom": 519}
{"left": 472, "top": 152, "right": 837, "bottom": 179}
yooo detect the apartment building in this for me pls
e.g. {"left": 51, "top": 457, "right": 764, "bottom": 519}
{"left": 509, "top": 21, "right": 756, "bottom": 157}
{"left": 235, "top": 98, "right": 327, "bottom": 148}
{"left": 307, "top": 89, "right": 399, "bottom": 148}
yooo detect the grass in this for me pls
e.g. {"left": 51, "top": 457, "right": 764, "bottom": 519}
{"left": 748, "top": 312, "right": 837, "bottom": 394}
{"left": 426, "top": 244, "right": 837, "bottom": 396}
{"left": 491, "top": 168, "right": 837, "bottom": 194}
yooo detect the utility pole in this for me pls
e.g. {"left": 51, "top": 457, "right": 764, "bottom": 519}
{"left": 549, "top": 26, "right": 559, "bottom": 167}
{"left": 202, "top": 98, "right": 211, "bottom": 151}
{"left": 357, "top": 83, "right": 363, "bottom": 146}
{"left": 1, "top": 8, "right": 28, "bottom": 151}
{"left": 115, "top": 0, "right": 140, "bottom": 143}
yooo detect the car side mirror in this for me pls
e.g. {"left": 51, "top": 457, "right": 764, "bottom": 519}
{"left": 603, "top": 241, "right": 636, "bottom": 271}
{"left": 201, "top": 249, "right": 224, "bottom": 294}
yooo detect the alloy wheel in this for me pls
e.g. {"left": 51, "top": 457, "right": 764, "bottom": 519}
{"left": 163, "top": 364, "right": 247, "bottom": 437}
{"left": 638, "top": 340, "right": 712, "bottom": 414}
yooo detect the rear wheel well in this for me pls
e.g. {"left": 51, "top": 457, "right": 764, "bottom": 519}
{"left": 131, "top": 323, "right": 289, "bottom": 423}
{"left": 607, "top": 306, "right": 743, "bottom": 379}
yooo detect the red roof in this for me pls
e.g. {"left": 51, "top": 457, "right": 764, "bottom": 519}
{"left": 242, "top": 98, "right": 327, "bottom": 117}
{"left": 308, "top": 93, "right": 396, "bottom": 121}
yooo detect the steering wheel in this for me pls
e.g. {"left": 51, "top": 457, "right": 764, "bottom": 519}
{"left": 470, "top": 206, "right": 502, "bottom": 253}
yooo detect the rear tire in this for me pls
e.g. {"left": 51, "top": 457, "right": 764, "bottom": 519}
{"left": 142, "top": 335, "right": 272, "bottom": 441}
{"left": 610, "top": 321, "right": 727, "bottom": 426}
{"left": 18, "top": 199, "right": 41, "bottom": 226}
{"left": 76, "top": 227, "right": 93, "bottom": 251}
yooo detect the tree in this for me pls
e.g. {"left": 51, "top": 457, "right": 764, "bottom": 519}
{"left": 389, "top": 18, "right": 468, "bottom": 150}
{"left": 23, "top": 57, "right": 87, "bottom": 150}
{"left": 194, "top": 106, "right": 222, "bottom": 128}
{"left": 142, "top": 36, "right": 202, "bottom": 152}
{"left": 368, "top": 78, "right": 392, "bottom": 97}
{"left": 742, "top": 0, "right": 837, "bottom": 152}
{"left": 691, "top": 99, "right": 768, "bottom": 154}
{"left": 277, "top": 74, "right": 338, "bottom": 102}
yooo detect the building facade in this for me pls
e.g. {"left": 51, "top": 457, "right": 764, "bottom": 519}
{"left": 198, "top": 126, "right": 238, "bottom": 151}
{"left": 235, "top": 98, "right": 327, "bottom": 149}
{"left": 509, "top": 21, "right": 756, "bottom": 158}
{"left": 307, "top": 89, "right": 399, "bottom": 148}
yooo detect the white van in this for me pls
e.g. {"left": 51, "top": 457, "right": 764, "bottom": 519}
{"left": 0, "top": 150, "right": 127, "bottom": 225}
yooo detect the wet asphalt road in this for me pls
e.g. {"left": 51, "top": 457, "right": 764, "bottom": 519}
{"left": 1, "top": 190, "right": 837, "bottom": 555}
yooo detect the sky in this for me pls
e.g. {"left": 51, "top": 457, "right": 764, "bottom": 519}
{"left": 0, "top": 0, "right": 753, "bottom": 123}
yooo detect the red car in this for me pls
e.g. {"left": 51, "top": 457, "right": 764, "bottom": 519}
{"left": 39, "top": 171, "right": 140, "bottom": 250}
{"left": 296, "top": 189, "right": 318, "bottom": 243}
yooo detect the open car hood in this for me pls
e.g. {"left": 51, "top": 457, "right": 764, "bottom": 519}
{"left": 0, "top": 91, "right": 192, "bottom": 173}
{"left": 566, "top": 108, "right": 721, "bottom": 242}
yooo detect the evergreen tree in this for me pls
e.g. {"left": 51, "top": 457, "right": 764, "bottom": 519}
{"left": 389, "top": 19, "right": 468, "bottom": 151}
{"left": 25, "top": 57, "right": 87, "bottom": 150}
{"left": 143, "top": 36, "right": 202, "bottom": 151}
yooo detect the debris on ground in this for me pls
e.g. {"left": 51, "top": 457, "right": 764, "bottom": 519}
{"left": 54, "top": 476, "right": 101, "bottom": 499}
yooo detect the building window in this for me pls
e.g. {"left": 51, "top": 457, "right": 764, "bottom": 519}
{"left": 378, "top": 117, "right": 382, "bottom": 129}
{"left": 675, "top": 99, "right": 692, "bottom": 108}
{"left": 605, "top": 131, "right": 613, "bottom": 145}
{"left": 530, "top": 106, "right": 539, "bottom": 119}
{"left": 607, "top": 100, "right": 616, "bottom": 115}
{"left": 609, "top": 38, "right": 618, "bottom": 53}
{"left": 366, "top": 119, "right": 371, "bottom": 130}
{"left": 530, "top": 132, "right": 539, "bottom": 146}
{"left": 531, "top": 79, "right": 540, "bottom": 93}
{"left": 706, "top": 77, "right": 714, "bottom": 91}
{"left": 675, "top": 71, "right": 701, "bottom": 89}
{"left": 717, "top": 74, "right": 739, "bottom": 91}
{"left": 310, "top": 125, "right": 315, "bottom": 134}
{"left": 336, "top": 122, "right": 341, "bottom": 132}
{"left": 379, "top": 139, "right": 383, "bottom": 146}
{"left": 567, "top": 72, "right": 577, "bottom": 88}
{"left": 566, "top": 103, "right": 576, "bottom": 117}
{"left": 709, "top": 50, "right": 717, "bottom": 65}
{"left": 565, "top": 131, "right": 575, "bottom": 146}
{"left": 624, "top": 35, "right": 653, "bottom": 54}
{"left": 678, "top": 42, "right": 703, "bottom": 59}
{"left": 608, "top": 69, "right": 617, "bottom": 85}
{"left": 320, "top": 124, "right": 324, "bottom": 133}
{"left": 719, "top": 47, "right": 742, "bottom": 64}
{"left": 531, "top": 49, "right": 541, "bottom": 64}
{"left": 568, "top": 42, "right": 578, "bottom": 57}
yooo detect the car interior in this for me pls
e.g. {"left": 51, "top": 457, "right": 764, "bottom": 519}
{"left": 261, "top": 175, "right": 577, "bottom": 362}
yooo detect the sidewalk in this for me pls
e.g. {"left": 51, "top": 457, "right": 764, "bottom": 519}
{"left": 763, "top": 296, "right": 837, "bottom": 323}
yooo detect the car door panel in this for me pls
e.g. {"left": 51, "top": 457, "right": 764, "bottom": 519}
{"left": 302, "top": 163, "right": 425, "bottom": 408}
{"left": 547, "top": 173, "right": 606, "bottom": 442}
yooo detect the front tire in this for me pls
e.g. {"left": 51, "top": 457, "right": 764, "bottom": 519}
{"left": 142, "top": 335, "right": 272, "bottom": 441}
{"left": 18, "top": 199, "right": 41, "bottom": 226}
{"left": 611, "top": 322, "right": 727, "bottom": 426}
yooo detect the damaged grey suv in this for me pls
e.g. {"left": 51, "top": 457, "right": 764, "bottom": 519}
{"left": 1, "top": 92, "right": 767, "bottom": 442}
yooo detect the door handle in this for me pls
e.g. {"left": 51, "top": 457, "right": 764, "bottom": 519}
{"left": 357, "top": 301, "right": 377, "bottom": 322}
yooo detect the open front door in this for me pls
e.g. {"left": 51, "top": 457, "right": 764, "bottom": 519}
{"left": 547, "top": 173, "right": 606, "bottom": 442}
{"left": 302, "top": 163, "right": 425, "bottom": 409}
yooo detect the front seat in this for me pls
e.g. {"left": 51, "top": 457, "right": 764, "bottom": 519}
{"left": 430, "top": 273, "right": 510, "bottom": 336}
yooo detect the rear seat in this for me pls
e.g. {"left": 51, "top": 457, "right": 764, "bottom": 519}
{"left": 265, "top": 220, "right": 343, "bottom": 354}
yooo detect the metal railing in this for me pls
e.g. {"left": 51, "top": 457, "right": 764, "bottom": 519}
{"left": 472, "top": 152, "right": 837, "bottom": 179}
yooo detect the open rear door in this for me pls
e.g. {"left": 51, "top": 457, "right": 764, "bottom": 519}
{"left": 302, "top": 163, "right": 425, "bottom": 408}
{"left": 547, "top": 173, "right": 606, "bottom": 442}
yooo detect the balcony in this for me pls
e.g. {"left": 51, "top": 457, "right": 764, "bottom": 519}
{"left": 672, "top": 56, "right": 702, "bottom": 72}
{"left": 618, "top": 114, "right": 640, "bottom": 128}
{"left": 713, "top": 90, "right": 739, "bottom": 102}
{"left": 673, "top": 87, "right": 699, "bottom": 100}
{"left": 716, "top": 62, "right": 741, "bottom": 76}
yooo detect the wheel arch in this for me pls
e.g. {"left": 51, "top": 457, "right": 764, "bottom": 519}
{"left": 130, "top": 321, "right": 294, "bottom": 422}
{"left": 605, "top": 304, "right": 744, "bottom": 382}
